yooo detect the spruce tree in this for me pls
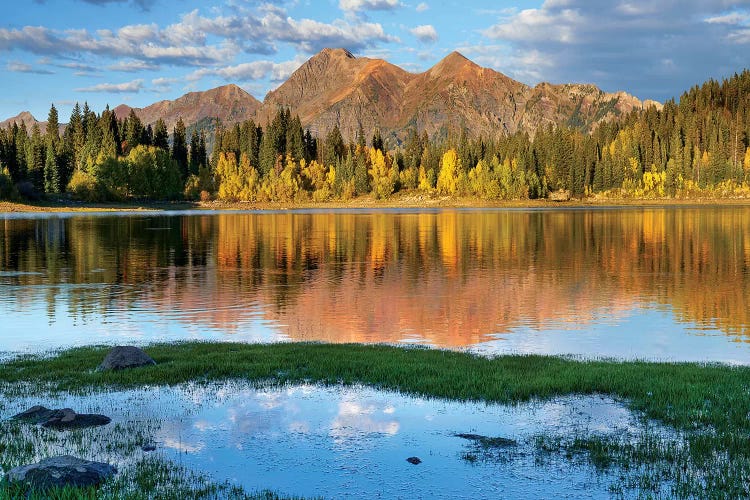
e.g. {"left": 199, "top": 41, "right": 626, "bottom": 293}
{"left": 371, "top": 129, "right": 384, "bottom": 152}
{"left": 43, "top": 141, "right": 59, "bottom": 194}
{"left": 125, "top": 109, "right": 144, "bottom": 153}
{"left": 189, "top": 129, "right": 200, "bottom": 176}
{"left": 172, "top": 118, "right": 188, "bottom": 179}
{"left": 286, "top": 116, "right": 305, "bottom": 161}
{"left": 153, "top": 119, "right": 169, "bottom": 151}
{"left": 43, "top": 104, "right": 62, "bottom": 193}
{"left": 324, "top": 126, "right": 345, "bottom": 167}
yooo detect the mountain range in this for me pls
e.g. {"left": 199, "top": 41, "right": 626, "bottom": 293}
{"left": 1, "top": 48, "right": 662, "bottom": 143}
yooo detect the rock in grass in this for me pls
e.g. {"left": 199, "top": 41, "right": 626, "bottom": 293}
{"left": 43, "top": 408, "right": 111, "bottom": 430}
{"left": 6, "top": 456, "right": 117, "bottom": 490}
{"left": 12, "top": 406, "right": 111, "bottom": 429}
{"left": 97, "top": 346, "right": 156, "bottom": 371}
{"left": 406, "top": 457, "right": 422, "bottom": 465}
{"left": 455, "top": 433, "right": 517, "bottom": 448}
{"left": 12, "top": 405, "right": 57, "bottom": 424}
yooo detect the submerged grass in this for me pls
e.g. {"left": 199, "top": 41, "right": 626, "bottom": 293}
{"left": 1, "top": 341, "right": 750, "bottom": 498}
{"left": 1, "top": 456, "right": 308, "bottom": 499}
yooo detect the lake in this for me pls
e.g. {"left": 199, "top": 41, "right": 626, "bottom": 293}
{"left": 1, "top": 207, "right": 749, "bottom": 363}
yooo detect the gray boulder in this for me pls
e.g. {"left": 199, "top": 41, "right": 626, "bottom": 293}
{"left": 12, "top": 405, "right": 56, "bottom": 424}
{"left": 97, "top": 346, "right": 156, "bottom": 371}
{"left": 6, "top": 456, "right": 117, "bottom": 490}
{"left": 12, "top": 406, "right": 111, "bottom": 429}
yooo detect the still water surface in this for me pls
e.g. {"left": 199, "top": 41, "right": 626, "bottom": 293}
{"left": 0, "top": 382, "right": 650, "bottom": 498}
{"left": 1, "top": 207, "right": 749, "bottom": 362}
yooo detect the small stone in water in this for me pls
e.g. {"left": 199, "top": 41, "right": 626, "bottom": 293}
{"left": 142, "top": 443, "right": 157, "bottom": 452}
{"left": 406, "top": 457, "right": 422, "bottom": 465}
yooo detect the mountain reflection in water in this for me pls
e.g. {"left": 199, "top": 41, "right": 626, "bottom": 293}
{"left": 1, "top": 208, "right": 749, "bottom": 361}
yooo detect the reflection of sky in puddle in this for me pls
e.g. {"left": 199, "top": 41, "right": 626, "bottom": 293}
{"left": 1, "top": 383, "right": 652, "bottom": 498}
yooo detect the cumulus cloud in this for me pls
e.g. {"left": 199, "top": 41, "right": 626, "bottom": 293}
{"left": 187, "top": 55, "right": 306, "bottom": 83}
{"left": 151, "top": 76, "right": 178, "bottom": 93}
{"left": 410, "top": 24, "right": 437, "bottom": 43}
{"left": 0, "top": 5, "right": 399, "bottom": 69}
{"left": 480, "top": 0, "right": 750, "bottom": 100}
{"left": 108, "top": 59, "right": 159, "bottom": 72}
{"left": 415, "top": 2, "right": 428, "bottom": 12}
{"left": 76, "top": 79, "right": 143, "bottom": 93}
{"left": 55, "top": 61, "right": 98, "bottom": 72}
{"left": 339, "top": 0, "right": 401, "bottom": 12}
{"left": 7, "top": 61, "right": 54, "bottom": 74}
{"left": 0, "top": 25, "right": 235, "bottom": 66}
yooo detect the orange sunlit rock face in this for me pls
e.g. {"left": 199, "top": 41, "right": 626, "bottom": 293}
{"left": 2, "top": 208, "right": 750, "bottom": 347}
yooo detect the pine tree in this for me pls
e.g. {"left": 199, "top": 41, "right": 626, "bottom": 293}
{"left": 286, "top": 116, "right": 305, "bottom": 161}
{"left": 171, "top": 118, "right": 188, "bottom": 179}
{"left": 43, "top": 141, "right": 59, "bottom": 194}
{"left": 98, "top": 106, "right": 118, "bottom": 160}
{"left": 46, "top": 104, "right": 59, "bottom": 145}
{"left": 27, "top": 124, "right": 45, "bottom": 192}
{"left": 324, "top": 126, "right": 345, "bottom": 167}
{"left": 371, "top": 129, "right": 384, "bottom": 152}
{"left": 125, "top": 109, "right": 144, "bottom": 153}
{"left": 189, "top": 129, "right": 200, "bottom": 176}
{"left": 198, "top": 131, "right": 208, "bottom": 171}
{"left": 68, "top": 103, "right": 85, "bottom": 169}
{"left": 304, "top": 129, "right": 317, "bottom": 162}
{"left": 42, "top": 104, "right": 62, "bottom": 193}
{"left": 153, "top": 119, "right": 169, "bottom": 151}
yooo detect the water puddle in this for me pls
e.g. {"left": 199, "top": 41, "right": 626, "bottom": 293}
{"left": 1, "top": 383, "right": 662, "bottom": 498}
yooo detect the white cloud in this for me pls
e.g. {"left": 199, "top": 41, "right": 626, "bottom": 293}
{"left": 187, "top": 56, "right": 306, "bottom": 83}
{"left": 483, "top": 6, "right": 583, "bottom": 43}
{"left": 479, "top": 0, "right": 750, "bottom": 100}
{"left": 108, "top": 60, "right": 159, "bottom": 72}
{"left": 7, "top": 61, "right": 54, "bottom": 74}
{"left": 56, "top": 61, "right": 98, "bottom": 72}
{"left": 339, "top": 0, "right": 401, "bottom": 11}
{"left": 117, "top": 23, "right": 157, "bottom": 43}
{"left": 0, "top": 4, "right": 399, "bottom": 70}
{"left": 151, "top": 76, "right": 178, "bottom": 93}
{"left": 410, "top": 24, "right": 438, "bottom": 43}
{"left": 75, "top": 79, "right": 143, "bottom": 93}
{"left": 415, "top": 2, "right": 428, "bottom": 12}
{"left": 705, "top": 12, "right": 750, "bottom": 25}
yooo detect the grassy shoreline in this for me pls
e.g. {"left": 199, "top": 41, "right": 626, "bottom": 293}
{"left": 2, "top": 342, "right": 749, "bottom": 498}
{"left": 4, "top": 194, "right": 750, "bottom": 213}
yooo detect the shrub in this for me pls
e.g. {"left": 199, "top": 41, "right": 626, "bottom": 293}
{"left": 0, "top": 168, "right": 16, "bottom": 200}
{"left": 67, "top": 170, "right": 105, "bottom": 202}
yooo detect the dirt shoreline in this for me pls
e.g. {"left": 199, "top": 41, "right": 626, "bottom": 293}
{"left": 3, "top": 195, "right": 750, "bottom": 213}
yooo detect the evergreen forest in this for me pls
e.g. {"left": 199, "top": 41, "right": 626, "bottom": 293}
{"left": 2, "top": 70, "right": 750, "bottom": 203}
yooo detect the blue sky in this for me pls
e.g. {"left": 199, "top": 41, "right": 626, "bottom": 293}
{"left": 2, "top": 0, "right": 750, "bottom": 122}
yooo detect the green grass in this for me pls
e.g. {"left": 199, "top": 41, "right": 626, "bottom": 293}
{"left": 2, "top": 341, "right": 750, "bottom": 498}
{"left": 3, "top": 342, "right": 748, "bottom": 433}
{"left": 1, "top": 457, "right": 308, "bottom": 499}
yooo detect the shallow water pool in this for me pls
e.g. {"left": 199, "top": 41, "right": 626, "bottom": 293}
{"left": 1, "top": 382, "right": 662, "bottom": 498}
